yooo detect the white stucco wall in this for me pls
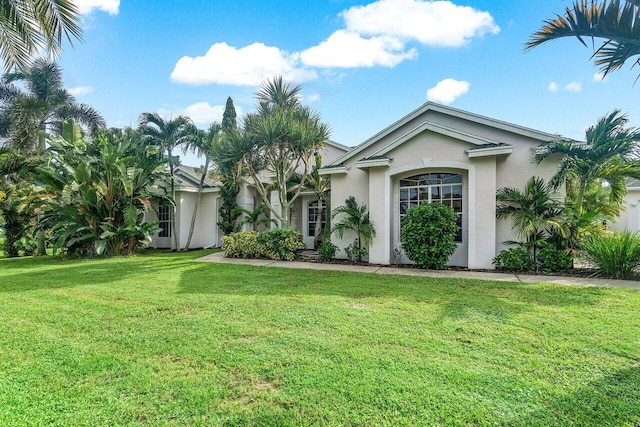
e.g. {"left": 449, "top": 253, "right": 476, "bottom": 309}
{"left": 611, "top": 188, "right": 640, "bottom": 232}
{"left": 325, "top": 106, "right": 563, "bottom": 269}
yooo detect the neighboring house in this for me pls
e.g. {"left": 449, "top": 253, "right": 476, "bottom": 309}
{"left": 320, "top": 102, "right": 565, "bottom": 269}
{"left": 611, "top": 178, "right": 640, "bottom": 233}
{"left": 146, "top": 140, "right": 350, "bottom": 250}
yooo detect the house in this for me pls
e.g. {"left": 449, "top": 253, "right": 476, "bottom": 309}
{"left": 146, "top": 140, "right": 350, "bottom": 250}
{"left": 611, "top": 178, "right": 640, "bottom": 233}
{"left": 320, "top": 102, "right": 565, "bottom": 270}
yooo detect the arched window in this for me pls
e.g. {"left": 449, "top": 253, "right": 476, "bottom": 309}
{"left": 399, "top": 173, "right": 462, "bottom": 241}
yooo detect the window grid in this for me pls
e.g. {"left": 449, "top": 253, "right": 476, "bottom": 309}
{"left": 158, "top": 202, "right": 172, "bottom": 238}
{"left": 399, "top": 173, "right": 463, "bottom": 242}
{"left": 308, "top": 201, "right": 327, "bottom": 237}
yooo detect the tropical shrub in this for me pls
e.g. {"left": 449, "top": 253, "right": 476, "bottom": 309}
{"left": 344, "top": 240, "right": 368, "bottom": 263}
{"left": 258, "top": 228, "right": 304, "bottom": 261}
{"left": 581, "top": 231, "right": 640, "bottom": 279}
{"left": 332, "top": 196, "right": 376, "bottom": 263}
{"left": 493, "top": 247, "right": 535, "bottom": 272}
{"left": 318, "top": 241, "right": 338, "bottom": 262}
{"left": 222, "top": 231, "right": 262, "bottom": 259}
{"left": 38, "top": 120, "right": 167, "bottom": 257}
{"left": 537, "top": 244, "right": 573, "bottom": 273}
{"left": 401, "top": 203, "right": 458, "bottom": 269}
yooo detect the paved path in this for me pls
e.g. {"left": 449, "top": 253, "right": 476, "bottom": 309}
{"left": 195, "top": 252, "right": 640, "bottom": 290}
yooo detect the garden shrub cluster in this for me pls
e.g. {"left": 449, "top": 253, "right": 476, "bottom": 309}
{"left": 318, "top": 241, "right": 338, "bottom": 262}
{"left": 493, "top": 244, "right": 572, "bottom": 273}
{"left": 222, "top": 229, "right": 304, "bottom": 261}
{"left": 401, "top": 203, "right": 458, "bottom": 269}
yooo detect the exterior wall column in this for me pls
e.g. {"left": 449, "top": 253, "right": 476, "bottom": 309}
{"left": 236, "top": 182, "right": 255, "bottom": 231}
{"left": 367, "top": 168, "right": 389, "bottom": 264}
{"left": 468, "top": 157, "right": 497, "bottom": 269}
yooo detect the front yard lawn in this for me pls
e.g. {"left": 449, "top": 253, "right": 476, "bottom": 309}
{"left": 1, "top": 250, "right": 639, "bottom": 426}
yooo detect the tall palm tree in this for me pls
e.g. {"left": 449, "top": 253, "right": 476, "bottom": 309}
{"left": 139, "top": 113, "right": 196, "bottom": 251}
{"left": 242, "top": 76, "right": 330, "bottom": 228}
{"left": 0, "top": 0, "right": 82, "bottom": 72}
{"left": 332, "top": 196, "right": 376, "bottom": 262}
{"left": 496, "top": 176, "right": 567, "bottom": 264}
{"left": 525, "top": 0, "right": 640, "bottom": 79}
{"left": 536, "top": 110, "right": 640, "bottom": 247}
{"left": 181, "top": 122, "right": 222, "bottom": 250}
{"left": 0, "top": 59, "right": 105, "bottom": 152}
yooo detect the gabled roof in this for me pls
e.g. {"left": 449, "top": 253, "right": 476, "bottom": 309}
{"left": 174, "top": 165, "right": 218, "bottom": 190}
{"left": 327, "top": 102, "right": 570, "bottom": 167}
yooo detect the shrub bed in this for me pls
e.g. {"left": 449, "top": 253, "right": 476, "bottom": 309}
{"left": 222, "top": 229, "right": 304, "bottom": 261}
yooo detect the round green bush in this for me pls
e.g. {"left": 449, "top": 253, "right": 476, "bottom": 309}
{"left": 400, "top": 203, "right": 458, "bottom": 269}
{"left": 493, "top": 247, "right": 535, "bottom": 271}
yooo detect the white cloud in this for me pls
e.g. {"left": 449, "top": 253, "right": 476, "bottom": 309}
{"left": 341, "top": 0, "right": 499, "bottom": 47}
{"left": 157, "top": 102, "right": 241, "bottom": 126}
{"left": 305, "top": 93, "right": 321, "bottom": 102}
{"left": 548, "top": 82, "right": 559, "bottom": 92}
{"left": 593, "top": 72, "right": 608, "bottom": 82}
{"left": 564, "top": 81, "right": 582, "bottom": 92}
{"left": 300, "top": 30, "right": 417, "bottom": 68}
{"left": 74, "top": 0, "right": 120, "bottom": 15}
{"left": 67, "top": 86, "right": 94, "bottom": 96}
{"left": 171, "top": 42, "right": 317, "bottom": 86}
{"left": 426, "top": 78, "right": 469, "bottom": 104}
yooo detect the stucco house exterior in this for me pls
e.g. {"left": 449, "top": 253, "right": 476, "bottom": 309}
{"left": 145, "top": 102, "right": 640, "bottom": 268}
{"left": 146, "top": 140, "right": 350, "bottom": 250}
{"left": 611, "top": 178, "right": 640, "bottom": 233}
{"left": 320, "top": 102, "right": 564, "bottom": 270}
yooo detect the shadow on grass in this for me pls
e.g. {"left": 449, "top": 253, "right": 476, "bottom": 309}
{"left": 178, "top": 262, "right": 610, "bottom": 310}
{"left": 500, "top": 365, "right": 640, "bottom": 426}
{"left": 0, "top": 250, "right": 203, "bottom": 293}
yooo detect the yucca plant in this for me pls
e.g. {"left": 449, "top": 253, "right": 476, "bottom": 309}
{"left": 581, "top": 231, "right": 640, "bottom": 278}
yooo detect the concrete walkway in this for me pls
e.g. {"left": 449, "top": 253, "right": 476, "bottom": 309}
{"left": 195, "top": 252, "right": 640, "bottom": 290}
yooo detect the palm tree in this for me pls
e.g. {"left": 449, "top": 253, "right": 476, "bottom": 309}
{"left": 242, "top": 76, "right": 330, "bottom": 228}
{"left": 0, "top": 59, "right": 105, "bottom": 255}
{"left": 0, "top": 59, "right": 106, "bottom": 152}
{"left": 139, "top": 113, "right": 196, "bottom": 251}
{"left": 238, "top": 204, "right": 277, "bottom": 231}
{"left": 536, "top": 110, "right": 640, "bottom": 247}
{"left": 496, "top": 176, "right": 567, "bottom": 265}
{"left": 331, "top": 196, "right": 376, "bottom": 262}
{"left": 181, "top": 122, "right": 222, "bottom": 250}
{"left": 525, "top": 0, "right": 640, "bottom": 79}
{"left": 0, "top": 0, "right": 82, "bottom": 72}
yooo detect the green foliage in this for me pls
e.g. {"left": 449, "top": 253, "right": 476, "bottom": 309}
{"left": 344, "top": 240, "right": 368, "bottom": 263}
{"left": 493, "top": 247, "right": 535, "bottom": 272}
{"left": 332, "top": 196, "right": 376, "bottom": 263}
{"left": 221, "top": 231, "right": 262, "bottom": 259}
{"left": 401, "top": 203, "right": 458, "bottom": 269}
{"left": 496, "top": 176, "right": 566, "bottom": 260}
{"left": 38, "top": 120, "right": 167, "bottom": 257}
{"left": 257, "top": 228, "right": 304, "bottom": 261}
{"left": 537, "top": 244, "right": 573, "bottom": 273}
{"left": 239, "top": 203, "right": 276, "bottom": 231}
{"left": 222, "top": 229, "right": 304, "bottom": 261}
{"left": 217, "top": 174, "right": 242, "bottom": 235}
{"left": 581, "top": 231, "right": 640, "bottom": 279}
{"left": 318, "top": 241, "right": 338, "bottom": 262}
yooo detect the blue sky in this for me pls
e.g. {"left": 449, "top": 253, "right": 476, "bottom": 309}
{"left": 59, "top": 0, "right": 640, "bottom": 166}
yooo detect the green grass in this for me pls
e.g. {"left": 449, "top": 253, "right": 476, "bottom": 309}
{"left": 1, "top": 250, "right": 639, "bottom": 426}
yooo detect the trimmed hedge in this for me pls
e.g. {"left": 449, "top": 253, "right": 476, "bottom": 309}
{"left": 222, "top": 229, "right": 304, "bottom": 261}
{"left": 401, "top": 203, "right": 458, "bottom": 269}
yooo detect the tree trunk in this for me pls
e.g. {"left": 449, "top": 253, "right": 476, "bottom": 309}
{"left": 184, "top": 158, "right": 209, "bottom": 250}
{"left": 168, "top": 149, "right": 180, "bottom": 251}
